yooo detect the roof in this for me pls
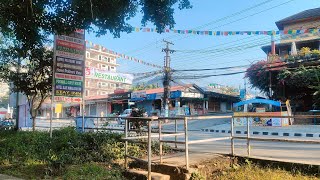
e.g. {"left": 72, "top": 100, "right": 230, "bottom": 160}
{"left": 205, "top": 91, "right": 240, "bottom": 102}
{"left": 276, "top": 7, "right": 320, "bottom": 30}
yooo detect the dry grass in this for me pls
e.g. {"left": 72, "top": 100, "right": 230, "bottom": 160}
{"left": 191, "top": 157, "right": 319, "bottom": 180}
{"left": 218, "top": 165, "right": 319, "bottom": 180}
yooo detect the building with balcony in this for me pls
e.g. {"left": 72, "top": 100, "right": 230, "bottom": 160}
{"left": 262, "top": 7, "right": 320, "bottom": 58}
{"left": 85, "top": 47, "right": 132, "bottom": 97}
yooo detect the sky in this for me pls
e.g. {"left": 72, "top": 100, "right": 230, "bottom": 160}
{"left": 85, "top": 0, "right": 320, "bottom": 89}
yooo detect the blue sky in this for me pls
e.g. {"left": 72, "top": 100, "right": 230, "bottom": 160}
{"left": 86, "top": 0, "right": 320, "bottom": 89}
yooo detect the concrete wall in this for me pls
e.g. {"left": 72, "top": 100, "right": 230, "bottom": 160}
{"left": 281, "top": 19, "right": 320, "bottom": 43}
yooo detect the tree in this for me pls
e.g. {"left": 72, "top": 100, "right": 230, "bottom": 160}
{"left": 246, "top": 59, "right": 320, "bottom": 111}
{"left": 0, "top": 0, "right": 191, "bottom": 130}
{"left": 0, "top": 0, "right": 192, "bottom": 51}
{"left": 0, "top": 42, "right": 52, "bottom": 131}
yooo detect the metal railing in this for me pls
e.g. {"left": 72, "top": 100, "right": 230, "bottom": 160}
{"left": 231, "top": 114, "right": 320, "bottom": 157}
{"left": 23, "top": 114, "right": 320, "bottom": 180}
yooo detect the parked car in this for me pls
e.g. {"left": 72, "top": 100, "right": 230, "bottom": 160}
{"left": 117, "top": 109, "right": 132, "bottom": 125}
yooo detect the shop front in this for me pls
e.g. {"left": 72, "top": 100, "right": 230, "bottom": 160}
{"left": 109, "top": 92, "right": 131, "bottom": 114}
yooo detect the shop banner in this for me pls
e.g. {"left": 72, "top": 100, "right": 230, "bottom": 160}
{"left": 53, "top": 29, "right": 85, "bottom": 103}
{"left": 131, "top": 91, "right": 147, "bottom": 99}
{"left": 86, "top": 67, "right": 133, "bottom": 84}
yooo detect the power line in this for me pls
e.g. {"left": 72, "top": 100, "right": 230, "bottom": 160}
{"left": 123, "top": 0, "right": 280, "bottom": 57}
{"left": 173, "top": 64, "right": 250, "bottom": 72}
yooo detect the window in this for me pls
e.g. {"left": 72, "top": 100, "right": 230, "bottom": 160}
{"left": 98, "top": 55, "right": 102, "bottom": 61}
{"left": 89, "top": 104, "right": 97, "bottom": 116}
{"left": 101, "top": 64, "right": 108, "bottom": 70}
{"left": 100, "top": 91, "right": 108, "bottom": 95}
{"left": 86, "top": 52, "right": 90, "bottom": 58}
{"left": 99, "top": 82, "right": 108, "bottom": 87}
{"left": 86, "top": 90, "right": 89, "bottom": 96}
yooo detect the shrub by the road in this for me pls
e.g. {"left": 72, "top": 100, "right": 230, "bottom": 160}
{"left": 0, "top": 127, "right": 143, "bottom": 179}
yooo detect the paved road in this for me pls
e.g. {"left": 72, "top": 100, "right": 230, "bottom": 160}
{"left": 159, "top": 115, "right": 320, "bottom": 165}
{"left": 26, "top": 115, "right": 320, "bottom": 165}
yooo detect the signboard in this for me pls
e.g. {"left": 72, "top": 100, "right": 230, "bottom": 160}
{"left": 181, "top": 92, "right": 202, "bottom": 98}
{"left": 255, "top": 108, "right": 265, "bottom": 113}
{"left": 55, "top": 104, "right": 62, "bottom": 113}
{"left": 53, "top": 30, "right": 85, "bottom": 103}
{"left": 131, "top": 91, "right": 147, "bottom": 99}
{"left": 86, "top": 67, "right": 134, "bottom": 84}
{"left": 109, "top": 92, "right": 131, "bottom": 100}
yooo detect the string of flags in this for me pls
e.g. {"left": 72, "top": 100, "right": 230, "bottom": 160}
{"left": 85, "top": 40, "right": 163, "bottom": 69}
{"left": 131, "top": 27, "right": 320, "bottom": 36}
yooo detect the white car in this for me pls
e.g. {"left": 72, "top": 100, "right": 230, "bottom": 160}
{"left": 117, "top": 109, "right": 132, "bottom": 125}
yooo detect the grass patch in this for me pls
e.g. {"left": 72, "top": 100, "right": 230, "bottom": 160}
{"left": 62, "top": 163, "right": 124, "bottom": 180}
{"left": 217, "top": 164, "right": 318, "bottom": 180}
{"left": 0, "top": 164, "right": 48, "bottom": 179}
{"left": 192, "top": 157, "right": 319, "bottom": 180}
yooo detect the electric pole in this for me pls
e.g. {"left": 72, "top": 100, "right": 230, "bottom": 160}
{"left": 162, "top": 40, "right": 175, "bottom": 117}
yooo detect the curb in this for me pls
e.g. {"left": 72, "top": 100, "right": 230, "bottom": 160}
{"left": 201, "top": 128, "right": 320, "bottom": 138}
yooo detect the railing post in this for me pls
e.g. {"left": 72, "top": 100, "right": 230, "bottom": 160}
{"left": 97, "top": 117, "right": 99, "bottom": 131}
{"left": 231, "top": 117, "right": 234, "bottom": 156}
{"left": 247, "top": 116, "right": 250, "bottom": 157}
{"left": 175, "top": 119, "right": 178, "bottom": 148}
{"left": 148, "top": 120, "right": 152, "bottom": 180}
{"left": 184, "top": 116, "right": 189, "bottom": 169}
{"left": 124, "top": 118, "right": 128, "bottom": 169}
{"left": 158, "top": 119, "right": 163, "bottom": 164}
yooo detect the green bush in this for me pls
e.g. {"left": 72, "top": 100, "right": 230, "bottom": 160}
{"left": 0, "top": 128, "right": 141, "bottom": 175}
{"left": 63, "top": 163, "right": 124, "bottom": 180}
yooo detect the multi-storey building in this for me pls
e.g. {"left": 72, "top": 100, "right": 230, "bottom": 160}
{"left": 262, "top": 7, "right": 320, "bottom": 58}
{"left": 85, "top": 47, "right": 132, "bottom": 97}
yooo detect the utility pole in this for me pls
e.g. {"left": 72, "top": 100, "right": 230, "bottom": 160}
{"left": 15, "top": 56, "right": 21, "bottom": 130}
{"left": 162, "top": 40, "right": 175, "bottom": 117}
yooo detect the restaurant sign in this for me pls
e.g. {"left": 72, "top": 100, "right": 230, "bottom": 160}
{"left": 86, "top": 67, "right": 134, "bottom": 84}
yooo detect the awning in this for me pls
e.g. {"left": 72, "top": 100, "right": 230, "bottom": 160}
{"left": 233, "top": 98, "right": 281, "bottom": 107}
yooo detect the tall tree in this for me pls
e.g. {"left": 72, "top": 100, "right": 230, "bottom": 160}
{"left": 0, "top": 39, "right": 52, "bottom": 130}
{"left": 0, "top": 0, "right": 192, "bottom": 51}
{"left": 0, "top": 0, "right": 192, "bottom": 129}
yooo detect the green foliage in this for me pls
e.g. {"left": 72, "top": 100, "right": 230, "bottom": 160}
{"left": 246, "top": 59, "right": 320, "bottom": 108}
{"left": 63, "top": 163, "right": 124, "bottom": 180}
{"left": 0, "top": 128, "right": 142, "bottom": 177}
{"left": 278, "top": 66, "right": 320, "bottom": 107}
{"left": 245, "top": 60, "right": 273, "bottom": 96}
{"left": 190, "top": 171, "right": 205, "bottom": 180}
{"left": 0, "top": 0, "right": 192, "bottom": 51}
{"left": 299, "top": 47, "right": 311, "bottom": 57}
{"left": 101, "top": 141, "right": 143, "bottom": 160}
{"left": 0, "top": 45, "right": 53, "bottom": 130}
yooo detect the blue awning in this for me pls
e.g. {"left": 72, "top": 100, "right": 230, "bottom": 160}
{"left": 233, "top": 98, "right": 281, "bottom": 107}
